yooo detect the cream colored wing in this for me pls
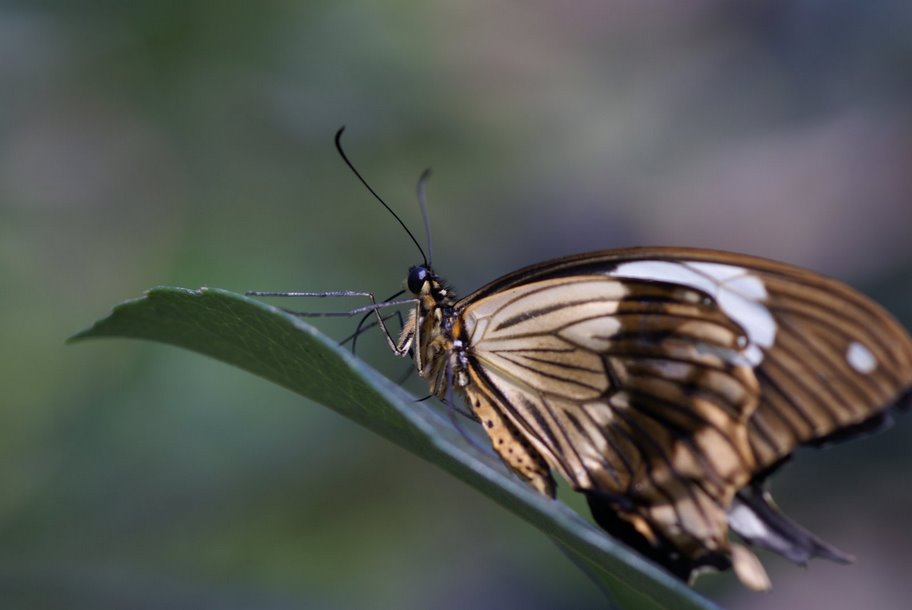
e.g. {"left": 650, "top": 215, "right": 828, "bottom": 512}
{"left": 455, "top": 250, "right": 912, "bottom": 587}
{"left": 458, "top": 248, "right": 912, "bottom": 474}
{"left": 461, "top": 274, "right": 762, "bottom": 557}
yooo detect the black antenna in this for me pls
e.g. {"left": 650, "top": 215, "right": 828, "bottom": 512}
{"left": 416, "top": 168, "right": 434, "bottom": 267}
{"left": 334, "top": 127, "right": 428, "bottom": 266}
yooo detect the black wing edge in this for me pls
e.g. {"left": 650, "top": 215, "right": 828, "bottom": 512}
{"left": 729, "top": 485, "right": 853, "bottom": 566}
{"left": 801, "top": 384, "right": 911, "bottom": 449}
{"left": 732, "top": 385, "right": 912, "bottom": 568}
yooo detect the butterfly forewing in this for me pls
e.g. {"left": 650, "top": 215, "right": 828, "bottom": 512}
{"left": 460, "top": 269, "right": 762, "bottom": 568}
{"left": 459, "top": 248, "right": 912, "bottom": 460}
{"left": 424, "top": 247, "right": 912, "bottom": 589}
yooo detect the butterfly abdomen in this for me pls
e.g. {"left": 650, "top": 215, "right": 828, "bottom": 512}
{"left": 465, "top": 372, "right": 557, "bottom": 497}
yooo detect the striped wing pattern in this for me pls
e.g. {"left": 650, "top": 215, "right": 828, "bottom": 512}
{"left": 452, "top": 249, "right": 912, "bottom": 586}
{"left": 462, "top": 274, "right": 762, "bottom": 559}
{"left": 745, "top": 271, "right": 912, "bottom": 468}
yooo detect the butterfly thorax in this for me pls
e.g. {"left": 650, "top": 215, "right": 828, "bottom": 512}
{"left": 397, "top": 265, "right": 469, "bottom": 398}
{"left": 397, "top": 265, "right": 559, "bottom": 500}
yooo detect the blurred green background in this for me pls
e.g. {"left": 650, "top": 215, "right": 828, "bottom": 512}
{"left": 2, "top": 1, "right": 911, "bottom": 608}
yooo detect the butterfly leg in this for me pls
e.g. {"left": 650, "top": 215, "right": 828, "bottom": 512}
{"left": 342, "top": 310, "right": 406, "bottom": 355}
{"left": 246, "top": 289, "right": 417, "bottom": 356}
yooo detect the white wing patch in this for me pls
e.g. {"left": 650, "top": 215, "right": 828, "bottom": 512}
{"left": 847, "top": 341, "right": 877, "bottom": 374}
{"left": 609, "top": 261, "right": 777, "bottom": 366}
{"left": 727, "top": 501, "right": 771, "bottom": 539}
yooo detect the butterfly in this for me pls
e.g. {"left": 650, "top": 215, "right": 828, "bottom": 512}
{"left": 252, "top": 129, "right": 912, "bottom": 591}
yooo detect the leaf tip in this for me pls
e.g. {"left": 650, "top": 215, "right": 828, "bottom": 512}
{"left": 65, "top": 328, "right": 91, "bottom": 344}
{"left": 65, "top": 289, "right": 157, "bottom": 345}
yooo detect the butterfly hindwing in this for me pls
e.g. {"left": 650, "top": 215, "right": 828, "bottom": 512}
{"left": 449, "top": 247, "right": 912, "bottom": 587}
{"left": 389, "top": 246, "right": 912, "bottom": 589}
{"left": 460, "top": 272, "right": 761, "bottom": 567}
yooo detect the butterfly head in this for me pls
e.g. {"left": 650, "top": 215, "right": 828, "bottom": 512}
{"left": 406, "top": 265, "right": 432, "bottom": 295}
{"left": 406, "top": 264, "right": 456, "bottom": 305}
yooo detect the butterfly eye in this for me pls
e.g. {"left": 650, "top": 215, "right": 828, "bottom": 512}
{"left": 407, "top": 266, "right": 429, "bottom": 295}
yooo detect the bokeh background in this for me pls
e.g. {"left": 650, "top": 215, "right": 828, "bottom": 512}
{"left": 2, "top": 1, "right": 911, "bottom": 609}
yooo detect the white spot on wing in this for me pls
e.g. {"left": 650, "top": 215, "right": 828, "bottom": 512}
{"left": 687, "top": 261, "right": 747, "bottom": 283}
{"left": 723, "top": 273, "right": 768, "bottom": 301}
{"left": 610, "top": 260, "right": 777, "bottom": 365}
{"left": 847, "top": 341, "right": 877, "bottom": 374}
{"left": 742, "top": 344, "right": 765, "bottom": 367}
{"left": 611, "top": 261, "right": 716, "bottom": 295}
{"left": 727, "top": 502, "right": 770, "bottom": 539}
{"left": 715, "top": 281, "right": 775, "bottom": 347}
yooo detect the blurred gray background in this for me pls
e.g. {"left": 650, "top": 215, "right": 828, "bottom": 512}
{"left": 2, "top": 1, "right": 911, "bottom": 608}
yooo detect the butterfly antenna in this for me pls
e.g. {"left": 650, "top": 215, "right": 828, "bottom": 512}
{"left": 334, "top": 127, "right": 428, "bottom": 266}
{"left": 416, "top": 168, "right": 434, "bottom": 267}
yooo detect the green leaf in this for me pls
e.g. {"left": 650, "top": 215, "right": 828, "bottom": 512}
{"left": 70, "top": 286, "right": 722, "bottom": 610}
